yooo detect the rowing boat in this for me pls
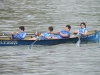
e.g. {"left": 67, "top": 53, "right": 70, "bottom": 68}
{"left": 0, "top": 30, "right": 100, "bottom": 46}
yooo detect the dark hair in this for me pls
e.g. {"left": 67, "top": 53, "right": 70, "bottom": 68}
{"left": 48, "top": 26, "right": 53, "bottom": 31}
{"left": 19, "top": 26, "right": 25, "bottom": 31}
{"left": 80, "top": 22, "right": 86, "bottom": 28}
{"left": 66, "top": 25, "right": 71, "bottom": 30}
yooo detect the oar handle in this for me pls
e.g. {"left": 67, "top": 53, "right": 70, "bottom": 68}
{"left": 0, "top": 34, "right": 4, "bottom": 36}
{"left": 0, "top": 33, "right": 10, "bottom": 36}
{"left": 26, "top": 33, "right": 35, "bottom": 35}
{"left": 0, "top": 31, "right": 42, "bottom": 36}
{"left": 0, "top": 33, "right": 36, "bottom": 36}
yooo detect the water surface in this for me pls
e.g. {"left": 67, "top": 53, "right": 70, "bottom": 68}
{"left": 0, "top": 0, "right": 100, "bottom": 75}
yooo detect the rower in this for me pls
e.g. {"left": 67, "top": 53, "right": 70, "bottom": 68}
{"left": 70, "top": 22, "right": 88, "bottom": 38}
{"left": 29, "top": 26, "right": 54, "bottom": 40}
{"left": 52, "top": 25, "right": 71, "bottom": 39}
{"left": 11, "top": 26, "right": 26, "bottom": 40}
{"left": 75, "top": 22, "right": 88, "bottom": 35}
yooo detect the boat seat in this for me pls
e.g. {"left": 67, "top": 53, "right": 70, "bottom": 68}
{"left": 86, "top": 30, "right": 97, "bottom": 35}
{"left": 24, "top": 36, "right": 32, "bottom": 40}
{"left": 0, "top": 36, "right": 11, "bottom": 40}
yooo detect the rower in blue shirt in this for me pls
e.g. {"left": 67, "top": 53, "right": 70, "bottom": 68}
{"left": 74, "top": 22, "right": 88, "bottom": 36}
{"left": 40, "top": 31, "right": 53, "bottom": 40}
{"left": 52, "top": 25, "right": 71, "bottom": 39}
{"left": 29, "top": 26, "right": 54, "bottom": 40}
{"left": 11, "top": 26, "right": 26, "bottom": 40}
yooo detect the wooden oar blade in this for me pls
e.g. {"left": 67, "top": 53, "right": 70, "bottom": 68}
{"left": 76, "top": 40, "right": 81, "bottom": 47}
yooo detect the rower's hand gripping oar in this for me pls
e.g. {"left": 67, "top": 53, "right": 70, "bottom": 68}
{"left": 76, "top": 33, "right": 81, "bottom": 47}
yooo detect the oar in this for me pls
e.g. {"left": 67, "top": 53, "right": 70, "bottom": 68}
{"left": 76, "top": 34, "right": 81, "bottom": 47}
{"left": 0, "top": 33, "right": 35, "bottom": 36}
{"left": 29, "top": 36, "right": 41, "bottom": 49}
{"left": 29, "top": 31, "right": 43, "bottom": 49}
{"left": 0, "top": 33, "right": 11, "bottom": 36}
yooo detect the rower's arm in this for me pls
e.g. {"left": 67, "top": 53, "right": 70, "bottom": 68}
{"left": 51, "top": 32, "right": 60, "bottom": 34}
{"left": 13, "top": 33, "right": 26, "bottom": 40}
{"left": 80, "top": 30, "right": 88, "bottom": 35}
{"left": 60, "top": 32, "right": 68, "bottom": 38}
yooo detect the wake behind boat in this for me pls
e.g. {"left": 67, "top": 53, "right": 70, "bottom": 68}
{"left": 0, "top": 30, "right": 100, "bottom": 46}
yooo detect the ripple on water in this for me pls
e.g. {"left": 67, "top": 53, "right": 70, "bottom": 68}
{"left": 0, "top": 43, "right": 100, "bottom": 75}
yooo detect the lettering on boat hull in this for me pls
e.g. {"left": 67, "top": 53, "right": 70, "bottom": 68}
{"left": 0, "top": 40, "right": 18, "bottom": 45}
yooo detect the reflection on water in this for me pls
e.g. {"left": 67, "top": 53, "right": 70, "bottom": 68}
{"left": 0, "top": 0, "right": 100, "bottom": 75}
